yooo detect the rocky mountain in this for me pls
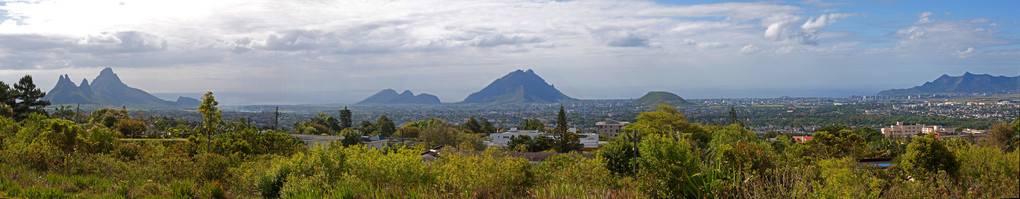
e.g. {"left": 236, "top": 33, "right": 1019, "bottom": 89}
{"left": 877, "top": 72, "right": 1019, "bottom": 96}
{"left": 357, "top": 89, "right": 441, "bottom": 104}
{"left": 631, "top": 91, "right": 693, "bottom": 106}
{"left": 44, "top": 68, "right": 195, "bottom": 107}
{"left": 461, "top": 69, "right": 573, "bottom": 104}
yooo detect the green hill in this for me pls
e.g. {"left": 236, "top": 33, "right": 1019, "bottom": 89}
{"left": 631, "top": 91, "right": 693, "bottom": 106}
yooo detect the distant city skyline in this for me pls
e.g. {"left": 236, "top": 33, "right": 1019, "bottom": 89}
{"left": 1, "top": 0, "right": 1018, "bottom": 105}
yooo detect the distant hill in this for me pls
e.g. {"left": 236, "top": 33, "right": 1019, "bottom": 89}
{"left": 357, "top": 89, "right": 441, "bottom": 104}
{"left": 43, "top": 68, "right": 195, "bottom": 107}
{"left": 877, "top": 72, "right": 1020, "bottom": 96}
{"left": 461, "top": 69, "right": 573, "bottom": 104}
{"left": 632, "top": 91, "right": 693, "bottom": 106}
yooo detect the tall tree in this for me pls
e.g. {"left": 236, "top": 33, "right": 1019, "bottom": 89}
{"left": 339, "top": 106, "right": 353, "bottom": 130}
{"left": 728, "top": 106, "right": 738, "bottom": 125}
{"left": 199, "top": 91, "right": 222, "bottom": 135}
{"left": 462, "top": 117, "right": 482, "bottom": 134}
{"left": 0, "top": 82, "right": 13, "bottom": 107}
{"left": 375, "top": 115, "right": 396, "bottom": 137}
{"left": 552, "top": 105, "right": 580, "bottom": 153}
{"left": 10, "top": 75, "right": 50, "bottom": 120}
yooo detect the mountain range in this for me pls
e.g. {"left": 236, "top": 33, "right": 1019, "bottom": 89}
{"left": 44, "top": 68, "right": 198, "bottom": 107}
{"left": 877, "top": 72, "right": 1019, "bottom": 96}
{"left": 357, "top": 89, "right": 441, "bottom": 104}
{"left": 632, "top": 91, "right": 693, "bottom": 106}
{"left": 460, "top": 69, "right": 574, "bottom": 104}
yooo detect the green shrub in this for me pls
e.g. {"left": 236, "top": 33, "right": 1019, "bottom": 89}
{"left": 169, "top": 181, "right": 195, "bottom": 198}
{"left": 80, "top": 126, "right": 122, "bottom": 154}
{"left": 634, "top": 134, "right": 701, "bottom": 198}
{"left": 196, "top": 153, "right": 230, "bottom": 181}
{"left": 900, "top": 134, "right": 959, "bottom": 179}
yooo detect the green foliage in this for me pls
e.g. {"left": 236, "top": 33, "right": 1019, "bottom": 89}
{"left": 90, "top": 108, "right": 129, "bottom": 128}
{"left": 810, "top": 158, "right": 885, "bottom": 198}
{"left": 0, "top": 103, "right": 13, "bottom": 118}
{"left": 597, "top": 134, "right": 637, "bottom": 175}
{"left": 114, "top": 119, "right": 147, "bottom": 138}
{"left": 807, "top": 129, "right": 867, "bottom": 159}
{"left": 708, "top": 124, "right": 758, "bottom": 150}
{"left": 340, "top": 128, "right": 361, "bottom": 147}
{"left": 80, "top": 126, "right": 122, "bottom": 154}
{"left": 393, "top": 126, "right": 420, "bottom": 138}
{"left": 624, "top": 105, "right": 710, "bottom": 146}
{"left": 989, "top": 122, "right": 1016, "bottom": 151}
{"left": 461, "top": 117, "right": 482, "bottom": 133}
{"left": 519, "top": 118, "right": 544, "bottom": 130}
{"left": 338, "top": 106, "right": 353, "bottom": 130}
{"left": 718, "top": 141, "right": 776, "bottom": 175}
{"left": 199, "top": 91, "right": 222, "bottom": 135}
{"left": 419, "top": 122, "right": 484, "bottom": 150}
{"left": 552, "top": 105, "right": 581, "bottom": 153}
{"left": 507, "top": 135, "right": 554, "bottom": 152}
{"left": 375, "top": 115, "right": 396, "bottom": 137}
{"left": 480, "top": 118, "right": 497, "bottom": 134}
{"left": 635, "top": 134, "right": 702, "bottom": 198}
{"left": 900, "top": 134, "right": 959, "bottom": 179}
{"left": 6, "top": 75, "right": 51, "bottom": 120}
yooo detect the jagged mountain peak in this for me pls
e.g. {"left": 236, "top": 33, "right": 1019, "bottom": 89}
{"left": 44, "top": 68, "right": 180, "bottom": 107}
{"left": 878, "top": 72, "right": 1019, "bottom": 96}
{"left": 357, "top": 89, "right": 441, "bottom": 104}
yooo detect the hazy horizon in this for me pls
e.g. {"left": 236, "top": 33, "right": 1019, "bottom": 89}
{"left": 2, "top": 0, "right": 1018, "bottom": 105}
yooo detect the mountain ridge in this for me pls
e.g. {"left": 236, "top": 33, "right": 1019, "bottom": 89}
{"left": 43, "top": 68, "right": 197, "bottom": 107}
{"left": 357, "top": 89, "right": 441, "bottom": 104}
{"left": 877, "top": 72, "right": 1019, "bottom": 96}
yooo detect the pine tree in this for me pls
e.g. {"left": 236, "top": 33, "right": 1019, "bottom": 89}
{"left": 339, "top": 106, "right": 353, "bottom": 130}
{"left": 10, "top": 75, "right": 50, "bottom": 120}
{"left": 553, "top": 105, "right": 580, "bottom": 153}
{"left": 199, "top": 91, "right": 222, "bottom": 135}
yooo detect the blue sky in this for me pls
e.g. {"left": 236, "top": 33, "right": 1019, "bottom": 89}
{"left": 0, "top": 0, "right": 1017, "bottom": 105}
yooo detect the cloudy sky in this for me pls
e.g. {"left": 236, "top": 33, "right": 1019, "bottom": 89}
{"left": 0, "top": 0, "right": 1017, "bottom": 105}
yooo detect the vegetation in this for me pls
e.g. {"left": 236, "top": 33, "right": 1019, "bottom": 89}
{"left": 0, "top": 76, "right": 1014, "bottom": 198}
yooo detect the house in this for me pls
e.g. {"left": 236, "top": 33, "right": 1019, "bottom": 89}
{"left": 792, "top": 136, "right": 813, "bottom": 143}
{"left": 488, "top": 128, "right": 600, "bottom": 149}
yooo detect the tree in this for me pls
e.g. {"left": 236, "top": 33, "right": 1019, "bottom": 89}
{"left": 0, "top": 103, "right": 12, "bottom": 118}
{"left": 338, "top": 106, "right": 352, "bottom": 130}
{"left": 115, "top": 119, "right": 148, "bottom": 138}
{"left": 10, "top": 75, "right": 50, "bottom": 120}
{"left": 988, "top": 122, "right": 1016, "bottom": 151}
{"left": 807, "top": 129, "right": 867, "bottom": 159}
{"left": 340, "top": 128, "right": 361, "bottom": 147}
{"left": 393, "top": 126, "right": 420, "bottom": 138}
{"left": 199, "top": 91, "right": 222, "bottom": 135}
{"left": 462, "top": 117, "right": 481, "bottom": 134}
{"left": 360, "top": 120, "right": 374, "bottom": 135}
{"left": 854, "top": 127, "right": 884, "bottom": 143}
{"left": 708, "top": 124, "right": 758, "bottom": 149}
{"left": 900, "top": 134, "right": 959, "bottom": 178}
{"left": 598, "top": 134, "right": 638, "bottom": 175}
{"left": 728, "top": 106, "right": 739, "bottom": 126}
{"left": 519, "top": 118, "right": 544, "bottom": 130}
{"left": 90, "top": 108, "right": 129, "bottom": 128}
{"left": 480, "top": 118, "right": 497, "bottom": 134}
{"left": 375, "top": 115, "right": 396, "bottom": 137}
{"left": 623, "top": 105, "right": 709, "bottom": 146}
{"left": 552, "top": 105, "right": 581, "bottom": 153}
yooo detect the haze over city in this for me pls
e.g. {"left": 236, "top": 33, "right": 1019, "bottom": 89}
{"left": 1, "top": 0, "right": 1018, "bottom": 105}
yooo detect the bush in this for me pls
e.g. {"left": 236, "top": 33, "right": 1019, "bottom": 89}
{"left": 80, "top": 126, "right": 122, "bottom": 154}
{"left": 634, "top": 134, "right": 701, "bottom": 198}
{"left": 115, "top": 119, "right": 147, "bottom": 138}
{"left": 900, "top": 134, "right": 959, "bottom": 179}
{"left": 197, "top": 153, "right": 230, "bottom": 181}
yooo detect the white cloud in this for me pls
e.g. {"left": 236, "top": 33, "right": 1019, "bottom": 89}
{"left": 739, "top": 44, "right": 760, "bottom": 54}
{"left": 954, "top": 47, "right": 976, "bottom": 58}
{"left": 916, "top": 12, "right": 933, "bottom": 24}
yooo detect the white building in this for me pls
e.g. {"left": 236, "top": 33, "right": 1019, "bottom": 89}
{"left": 488, "top": 128, "right": 600, "bottom": 150}
{"left": 881, "top": 122, "right": 955, "bottom": 137}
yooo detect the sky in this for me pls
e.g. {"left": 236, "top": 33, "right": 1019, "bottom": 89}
{"left": 0, "top": 0, "right": 1018, "bottom": 105}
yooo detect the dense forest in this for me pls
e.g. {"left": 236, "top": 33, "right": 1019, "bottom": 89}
{"left": 0, "top": 77, "right": 1018, "bottom": 198}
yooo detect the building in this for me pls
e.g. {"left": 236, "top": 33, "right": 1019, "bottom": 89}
{"left": 880, "top": 122, "right": 955, "bottom": 137}
{"left": 792, "top": 136, "right": 813, "bottom": 143}
{"left": 595, "top": 120, "right": 628, "bottom": 139}
{"left": 488, "top": 128, "right": 600, "bottom": 149}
